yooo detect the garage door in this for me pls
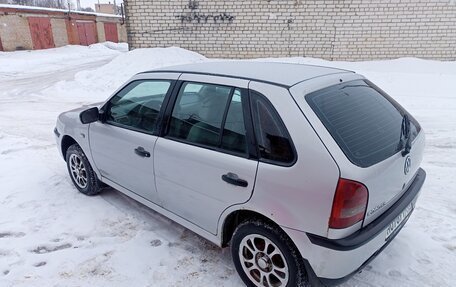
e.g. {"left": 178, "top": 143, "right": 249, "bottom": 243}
{"left": 28, "top": 17, "right": 55, "bottom": 50}
{"left": 76, "top": 22, "right": 97, "bottom": 46}
{"left": 104, "top": 23, "right": 118, "bottom": 43}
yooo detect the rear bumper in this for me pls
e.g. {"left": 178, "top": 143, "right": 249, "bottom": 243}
{"left": 285, "top": 168, "right": 426, "bottom": 285}
{"left": 308, "top": 168, "right": 426, "bottom": 252}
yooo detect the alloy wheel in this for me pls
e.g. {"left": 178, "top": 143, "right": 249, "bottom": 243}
{"left": 239, "top": 234, "right": 289, "bottom": 287}
{"left": 69, "top": 154, "right": 88, "bottom": 189}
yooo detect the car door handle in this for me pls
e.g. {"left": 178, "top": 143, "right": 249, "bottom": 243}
{"left": 134, "top": 146, "right": 150, "bottom": 158}
{"left": 222, "top": 172, "right": 248, "bottom": 187}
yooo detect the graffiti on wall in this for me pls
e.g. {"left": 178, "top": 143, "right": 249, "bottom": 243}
{"left": 176, "top": 12, "right": 235, "bottom": 24}
{"left": 176, "top": 1, "right": 235, "bottom": 24}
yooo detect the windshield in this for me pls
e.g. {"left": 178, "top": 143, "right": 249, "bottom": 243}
{"left": 306, "top": 79, "right": 420, "bottom": 167}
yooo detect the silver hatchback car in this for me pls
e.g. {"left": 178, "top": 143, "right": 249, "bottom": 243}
{"left": 55, "top": 62, "right": 426, "bottom": 287}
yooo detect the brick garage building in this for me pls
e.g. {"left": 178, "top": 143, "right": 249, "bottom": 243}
{"left": 123, "top": 0, "right": 456, "bottom": 60}
{"left": 0, "top": 5, "right": 127, "bottom": 51}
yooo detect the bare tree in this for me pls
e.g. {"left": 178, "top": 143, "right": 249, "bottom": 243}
{"left": 40, "top": 0, "right": 61, "bottom": 8}
{"left": 10, "top": 0, "right": 56, "bottom": 8}
{"left": 80, "top": 7, "right": 94, "bottom": 12}
{"left": 12, "top": 0, "right": 34, "bottom": 5}
{"left": 9, "top": 0, "right": 71, "bottom": 9}
{"left": 55, "top": 0, "right": 65, "bottom": 9}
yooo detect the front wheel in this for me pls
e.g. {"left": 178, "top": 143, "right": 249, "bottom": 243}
{"left": 66, "top": 144, "right": 102, "bottom": 196}
{"left": 231, "top": 220, "right": 309, "bottom": 287}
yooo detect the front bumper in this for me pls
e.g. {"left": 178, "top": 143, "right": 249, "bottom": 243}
{"left": 284, "top": 168, "right": 426, "bottom": 286}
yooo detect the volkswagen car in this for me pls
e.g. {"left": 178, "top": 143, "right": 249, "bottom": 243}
{"left": 55, "top": 62, "right": 426, "bottom": 286}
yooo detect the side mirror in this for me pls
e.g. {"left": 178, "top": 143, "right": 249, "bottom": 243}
{"left": 98, "top": 109, "right": 107, "bottom": 123}
{"left": 79, "top": 107, "right": 99, "bottom": 124}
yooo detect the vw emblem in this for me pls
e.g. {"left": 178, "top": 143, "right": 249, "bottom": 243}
{"left": 404, "top": 156, "right": 412, "bottom": 175}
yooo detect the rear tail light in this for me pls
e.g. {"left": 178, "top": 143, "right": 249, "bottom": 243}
{"left": 329, "top": 178, "right": 368, "bottom": 229}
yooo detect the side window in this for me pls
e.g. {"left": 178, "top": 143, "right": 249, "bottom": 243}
{"left": 167, "top": 82, "right": 248, "bottom": 155}
{"left": 106, "top": 80, "right": 171, "bottom": 133}
{"left": 167, "top": 82, "right": 231, "bottom": 147}
{"left": 250, "top": 91, "right": 294, "bottom": 164}
{"left": 221, "top": 89, "right": 247, "bottom": 154}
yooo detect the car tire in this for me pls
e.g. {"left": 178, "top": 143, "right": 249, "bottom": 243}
{"left": 66, "top": 143, "right": 102, "bottom": 196}
{"left": 231, "top": 220, "right": 309, "bottom": 287}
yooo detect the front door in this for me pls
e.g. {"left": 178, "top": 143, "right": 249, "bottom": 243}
{"left": 89, "top": 78, "right": 175, "bottom": 202}
{"left": 154, "top": 76, "right": 258, "bottom": 234}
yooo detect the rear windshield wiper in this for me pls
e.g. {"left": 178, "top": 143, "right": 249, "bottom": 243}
{"left": 399, "top": 114, "right": 412, "bottom": 156}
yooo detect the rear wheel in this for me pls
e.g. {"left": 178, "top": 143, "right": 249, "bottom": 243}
{"left": 231, "top": 220, "right": 309, "bottom": 287}
{"left": 66, "top": 144, "right": 102, "bottom": 196}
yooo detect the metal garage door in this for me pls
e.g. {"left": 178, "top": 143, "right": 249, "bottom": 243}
{"left": 76, "top": 21, "right": 97, "bottom": 46}
{"left": 28, "top": 17, "right": 55, "bottom": 50}
{"left": 104, "top": 23, "right": 118, "bottom": 43}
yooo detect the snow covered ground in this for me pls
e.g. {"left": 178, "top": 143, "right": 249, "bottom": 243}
{"left": 0, "top": 43, "right": 455, "bottom": 287}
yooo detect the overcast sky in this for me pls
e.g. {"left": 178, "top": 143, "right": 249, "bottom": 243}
{"left": 78, "top": 0, "right": 123, "bottom": 9}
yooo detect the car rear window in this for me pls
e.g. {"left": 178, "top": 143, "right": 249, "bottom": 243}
{"left": 306, "top": 80, "right": 420, "bottom": 167}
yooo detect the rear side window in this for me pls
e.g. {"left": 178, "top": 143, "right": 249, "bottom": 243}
{"left": 167, "top": 82, "right": 248, "bottom": 156}
{"left": 221, "top": 89, "right": 247, "bottom": 154}
{"left": 306, "top": 80, "right": 420, "bottom": 167}
{"left": 168, "top": 82, "right": 230, "bottom": 147}
{"left": 250, "top": 91, "right": 295, "bottom": 164}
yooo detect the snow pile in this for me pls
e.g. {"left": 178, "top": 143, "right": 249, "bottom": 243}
{"left": 101, "top": 41, "right": 129, "bottom": 52}
{"left": 0, "top": 45, "right": 455, "bottom": 286}
{"left": 0, "top": 42, "right": 125, "bottom": 79}
{"left": 47, "top": 46, "right": 207, "bottom": 102}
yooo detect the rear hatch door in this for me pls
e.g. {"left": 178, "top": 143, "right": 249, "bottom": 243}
{"left": 290, "top": 75, "right": 424, "bottom": 226}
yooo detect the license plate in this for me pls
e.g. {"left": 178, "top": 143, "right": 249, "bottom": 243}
{"left": 385, "top": 203, "right": 413, "bottom": 240}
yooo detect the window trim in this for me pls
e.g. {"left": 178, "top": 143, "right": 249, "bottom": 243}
{"left": 99, "top": 79, "right": 176, "bottom": 136}
{"left": 249, "top": 90, "right": 297, "bottom": 167}
{"left": 160, "top": 80, "right": 257, "bottom": 160}
{"left": 217, "top": 88, "right": 236, "bottom": 147}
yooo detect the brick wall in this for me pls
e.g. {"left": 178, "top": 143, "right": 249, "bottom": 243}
{"left": 0, "top": 14, "right": 33, "bottom": 50}
{"left": 124, "top": 0, "right": 456, "bottom": 60}
{"left": 118, "top": 21, "right": 127, "bottom": 43}
{"left": 51, "top": 18, "right": 68, "bottom": 47}
{"left": 96, "top": 21, "right": 106, "bottom": 42}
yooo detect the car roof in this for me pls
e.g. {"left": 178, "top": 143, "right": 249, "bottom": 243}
{"left": 141, "top": 61, "right": 354, "bottom": 87}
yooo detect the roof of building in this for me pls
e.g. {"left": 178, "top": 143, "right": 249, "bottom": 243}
{"left": 0, "top": 4, "right": 121, "bottom": 18}
{"left": 147, "top": 61, "right": 354, "bottom": 87}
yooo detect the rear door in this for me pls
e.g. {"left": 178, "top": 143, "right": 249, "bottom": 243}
{"left": 89, "top": 75, "right": 177, "bottom": 203}
{"left": 154, "top": 74, "right": 258, "bottom": 234}
{"left": 290, "top": 76, "right": 425, "bottom": 226}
